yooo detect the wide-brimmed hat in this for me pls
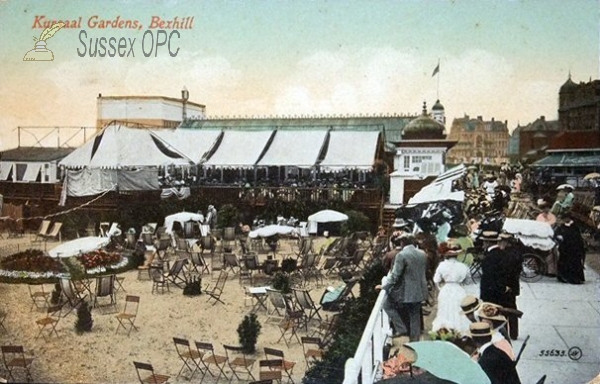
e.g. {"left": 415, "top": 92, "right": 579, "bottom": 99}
{"left": 477, "top": 303, "right": 507, "bottom": 324}
{"left": 468, "top": 322, "right": 493, "bottom": 338}
{"left": 438, "top": 242, "right": 462, "bottom": 257}
{"left": 460, "top": 295, "right": 481, "bottom": 315}
{"left": 479, "top": 231, "right": 500, "bottom": 241}
{"left": 392, "top": 218, "right": 410, "bottom": 228}
{"left": 498, "top": 233, "right": 513, "bottom": 241}
{"left": 556, "top": 184, "right": 574, "bottom": 191}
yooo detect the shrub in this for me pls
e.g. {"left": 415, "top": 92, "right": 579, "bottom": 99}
{"left": 341, "top": 210, "right": 371, "bottom": 236}
{"left": 237, "top": 313, "right": 261, "bottom": 353}
{"left": 271, "top": 272, "right": 291, "bottom": 294}
{"left": 217, "top": 204, "right": 239, "bottom": 229}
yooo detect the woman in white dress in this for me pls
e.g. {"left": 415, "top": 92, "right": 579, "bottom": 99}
{"left": 431, "top": 243, "right": 472, "bottom": 334}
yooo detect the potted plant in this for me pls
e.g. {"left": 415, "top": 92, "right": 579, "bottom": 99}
{"left": 237, "top": 313, "right": 261, "bottom": 353}
{"left": 271, "top": 272, "right": 291, "bottom": 294}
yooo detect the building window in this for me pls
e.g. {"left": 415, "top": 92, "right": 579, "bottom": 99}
{"left": 403, "top": 156, "right": 410, "bottom": 170}
{"left": 412, "top": 155, "right": 433, "bottom": 163}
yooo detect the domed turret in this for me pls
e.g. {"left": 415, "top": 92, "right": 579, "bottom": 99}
{"left": 431, "top": 99, "right": 446, "bottom": 125}
{"left": 403, "top": 101, "right": 446, "bottom": 139}
{"left": 432, "top": 99, "right": 444, "bottom": 111}
{"left": 559, "top": 74, "right": 577, "bottom": 94}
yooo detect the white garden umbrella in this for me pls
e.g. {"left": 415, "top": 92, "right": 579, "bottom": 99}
{"left": 164, "top": 211, "right": 205, "bottom": 234}
{"left": 308, "top": 209, "right": 349, "bottom": 223}
{"left": 49, "top": 237, "right": 111, "bottom": 258}
{"left": 248, "top": 224, "right": 298, "bottom": 239}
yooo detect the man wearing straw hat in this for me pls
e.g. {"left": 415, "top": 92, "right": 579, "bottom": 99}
{"left": 479, "top": 231, "right": 511, "bottom": 307}
{"left": 469, "top": 322, "right": 521, "bottom": 384}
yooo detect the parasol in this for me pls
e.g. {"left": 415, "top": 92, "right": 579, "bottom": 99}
{"left": 248, "top": 224, "right": 298, "bottom": 239}
{"left": 164, "top": 211, "right": 205, "bottom": 234}
{"left": 406, "top": 340, "right": 491, "bottom": 384}
{"left": 307, "top": 209, "right": 348, "bottom": 223}
{"left": 556, "top": 183, "right": 574, "bottom": 190}
{"left": 584, "top": 172, "right": 600, "bottom": 180}
{"left": 49, "top": 236, "right": 111, "bottom": 258}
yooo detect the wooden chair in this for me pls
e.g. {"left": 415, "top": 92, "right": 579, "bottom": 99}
{"left": 205, "top": 270, "right": 228, "bottom": 306}
{"left": 223, "top": 344, "right": 256, "bottom": 382}
{"left": 173, "top": 337, "right": 203, "bottom": 380}
{"left": 132, "top": 361, "right": 169, "bottom": 384}
{"left": 195, "top": 342, "right": 228, "bottom": 382}
{"left": 189, "top": 251, "right": 209, "bottom": 275}
{"left": 258, "top": 359, "right": 283, "bottom": 383}
{"left": 0, "top": 308, "right": 7, "bottom": 333}
{"left": 27, "top": 284, "right": 50, "bottom": 311}
{"left": 163, "top": 258, "right": 188, "bottom": 289}
{"left": 265, "top": 289, "right": 287, "bottom": 323}
{"left": 264, "top": 347, "right": 295, "bottom": 383}
{"left": 59, "top": 278, "right": 87, "bottom": 316}
{"left": 301, "top": 337, "right": 324, "bottom": 367}
{"left": 151, "top": 267, "right": 170, "bottom": 294}
{"left": 33, "top": 220, "right": 51, "bottom": 242}
{"left": 293, "top": 288, "right": 323, "bottom": 330}
{"left": 43, "top": 222, "right": 63, "bottom": 241}
{"left": 1, "top": 345, "right": 34, "bottom": 382}
{"left": 35, "top": 304, "right": 62, "bottom": 341}
{"left": 223, "top": 252, "right": 241, "bottom": 275}
{"left": 115, "top": 295, "right": 140, "bottom": 336}
{"left": 277, "top": 296, "right": 303, "bottom": 347}
{"left": 93, "top": 275, "right": 117, "bottom": 309}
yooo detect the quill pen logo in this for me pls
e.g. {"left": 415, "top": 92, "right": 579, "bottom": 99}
{"left": 24, "top": 22, "right": 65, "bottom": 61}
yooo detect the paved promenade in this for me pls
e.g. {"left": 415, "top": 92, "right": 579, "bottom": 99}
{"left": 464, "top": 264, "right": 600, "bottom": 384}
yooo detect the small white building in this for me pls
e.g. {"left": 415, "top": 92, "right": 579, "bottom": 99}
{"left": 96, "top": 92, "right": 206, "bottom": 129}
{"left": 0, "top": 147, "right": 75, "bottom": 183}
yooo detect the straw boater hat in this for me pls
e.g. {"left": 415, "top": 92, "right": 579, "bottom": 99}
{"left": 438, "top": 242, "right": 462, "bottom": 257}
{"left": 392, "top": 218, "right": 410, "bottom": 228}
{"left": 498, "top": 233, "right": 513, "bottom": 241}
{"left": 460, "top": 295, "right": 481, "bottom": 315}
{"left": 476, "top": 303, "right": 508, "bottom": 325}
{"left": 479, "top": 231, "right": 501, "bottom": 241}
{"left": 468, "top": 322, "right": 493, "bottom": 338}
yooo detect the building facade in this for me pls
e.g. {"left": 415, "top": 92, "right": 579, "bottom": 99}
{"left": 518, "top": 115, "right": 560, "bottom": 162}
{"left": 558, "top": 75, "right": 600, "bottom": 131}
{"left": 446, "top": 114, "right": 510, "bottom": 165}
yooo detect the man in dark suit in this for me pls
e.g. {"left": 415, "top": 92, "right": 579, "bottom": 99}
{"left": 479, "top": 231, "right": 512, "bottom": 307}
{"left": 498, "top": 233, "right": 523, "bottom": 340}
{"left": 470, "top": 322, "right": 521, "bottom": 384}
{"left": 376, "top": 234, "right": 428, "bottom": 341}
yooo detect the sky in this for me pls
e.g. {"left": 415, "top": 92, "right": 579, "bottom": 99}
{"left": 0, "top": 0, "right": 598, "bottom": 149}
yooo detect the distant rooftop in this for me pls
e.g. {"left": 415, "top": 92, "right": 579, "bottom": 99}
{"left": 0, "top": 146, "right": 75, "bottom": 162}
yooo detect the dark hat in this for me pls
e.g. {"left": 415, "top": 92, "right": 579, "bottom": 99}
{"left": 392, "top": 218, "right": 410, "bottom": 228}
{"left": 480, "top": 231, "right": 500, "bottom": 241}
{"left": 460, "top": 295, "right": 481, "bottom": 315}
{"left": 468, "top": 322, "right": 493, "bottom": 338}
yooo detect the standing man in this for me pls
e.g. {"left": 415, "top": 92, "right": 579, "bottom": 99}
{"left": 479, "top": 231, "right": 511, "bottom": 308}
{"left": 376, "top": 235, "right": 428, "bottom": 342}
{"left": 498, "top": 233, "right": 522, "bottom": 340}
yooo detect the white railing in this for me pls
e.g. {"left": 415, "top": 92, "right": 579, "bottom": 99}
{"left": 343, "top": 289, "right": 391, "bottom": 384}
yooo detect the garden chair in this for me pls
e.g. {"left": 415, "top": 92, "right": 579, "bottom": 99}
{"left": 173, "top": 337, "right": 203, "bottom": 380}
{"left": 43, "top": 222, "right": 63, "bottom": 242}
{"left": 258, "top": 360, "right": 282, "bottom": 383}
{"left": 1, "top": 345, "right": 34, "bottom": 383}
{"left": 132, "top": 361, "right": 169, "bottom": 384}
{"left": 115, "top": 295, "right": 140, "bottom": 336}
{"left": 311, "top": 314, "right": 340, "bottom": 348}
{"left": 151, "top": 267, "right": 170, "bottom": 294}
{"left": 59, "top": 278, "right": 87, "bottom": 316}
{"left": 35, "top": 304, "right": 62, "bottom": 341}
{"left": 27, "top": 284, "right": 50, "bottom": 311}
{"left": 195, "top": 342, "right": 228, "bottom": 382}
{"left": 33, "top": 220, "right": 51, "bottom": 242}
{"left": 265, "top": 288, "right": 287, "bottom": 323}
{"left": 292, "top": 288, "right": 323, "bottom": 330}
{"left": 223, "top": 252, "right": 241, "bottom": 275}
{"left": 189, "top": 251, "right": 210, "bottom": 275}
{"left": 163, "top": 258, "right": 188, "bottom": 289}
{"left": 205, "top": 270, "right": 228, "bottom": 305}
{"left": 93, "top": 275, "right": 117, "bottom": 310}
{"left": 276, "top": 296, "right": 304, "bottom": 347}
{"left": 264, "top": 347, "right": 296, "bottom": 384}
{"left": 223, "top": 344, "right": 256, "bottom": 382}
{"left": 0, "top": 308, "right": 7, "bottom": 333}
{"left": 301, "top": 337, "right": 324, "bottom": 367}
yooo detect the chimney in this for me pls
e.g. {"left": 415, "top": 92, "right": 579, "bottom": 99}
{"left": 540, "top": 115, "right": 545, "bottom": 121}
{"left": 477, "top": 116, "right": 482, "bottom": 121}
{"left": 491, "top": 117, "right": 495, "bottom": 122}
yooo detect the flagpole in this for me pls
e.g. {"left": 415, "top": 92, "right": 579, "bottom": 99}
{"left": 436, "top": 58, "right": 440, "bottom": 100}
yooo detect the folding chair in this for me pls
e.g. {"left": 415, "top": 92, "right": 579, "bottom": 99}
{"left": 132, "top": 361, "right": 170, "bottom": 384}
{"left": 27, "top": 284, "right": 50, "bottom": 311}
{"left": 93, "top": 275, "right": 117, "bottom": 309}
{"left": 258, "top": 359, "right": 283, "bottom": 382}
{"left": 223, "top": 344, "right": 256, "bottom": 382}
{"left": 195, "top": 342, "right": 228, "bottom": 383}
{"left": 264, "top": 347, "right": 296, "bottom": 383}
{"left": 311, "top": 314, "right": 340, "bottom": 348}
{"left": 1, "top": 345, "right": 34, "bottom": 382}
{"left": 162, "top": 258, "right": 188, "bottom": 289}
{"left": 205, "top": 270, "right": 228, "bottom": 305}
{"left": 0, "top": 309, "right": 6, "bottom": 333}
{"left": 35, "top": 304, "right": 62, "bottom": 341}
{"left": 115, "top": 295, "right": 140, "bottom": 336}
{"left": 43, "top": 222, "right": 63, "bottom": 241}
{"left": 301, "top": 337, "right": 324, "bottom": 367}
{"left": 293, "top": 289, "right": 323, "bottom": 330}
{"left": 151, "top": 267, "right": 170, "bottom": 294}
{"left": 276, "top": 296, "right": 303, "bottom": 347}
{"left": 223, "top": 252, "right": 241, "bottom": 275}
{"left": 59, "top": 278, "right": 87, "bottom": 316}
{"left": 173, "top": 337, "right": 203, "bottom": 380}
{"left": 189, "top": 251, "right": 210, "bottom": 275}
{"left": 266, "top": 288, "right": 287, "bottom": 323}
{"left": 33, "top": 220, "right": 51, "bottom": 242}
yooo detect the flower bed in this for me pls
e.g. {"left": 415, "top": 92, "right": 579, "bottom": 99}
{"left": 76, "top": 250, "right": 122, "bottom": 270}
{"left": 0, "top": 249, "right": 65, "bottom": 273}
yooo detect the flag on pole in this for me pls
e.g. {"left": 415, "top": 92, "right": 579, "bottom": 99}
{"left": 431, "top": 62, "right": 440, "bottom": 77}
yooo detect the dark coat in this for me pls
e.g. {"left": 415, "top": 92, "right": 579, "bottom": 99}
{"left": 479, "top": 344, "right": 521, "bottom": 384}
{"left": 480, "top": 246, "right": 512, "bottom": 307}
{"left": 555, "top": 222, "right": 585, "bottom": 284}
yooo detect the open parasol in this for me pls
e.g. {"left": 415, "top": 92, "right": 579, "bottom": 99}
{"left": 307, "top": 209, "right": 348, "bottom": 223}
{"left": 556, "top": 183, "right": 574, "bottom": 190}
{"left": 49, "top": 236, "right": 111, "bottom": 258}
{"left": 584, "top": 172, "right": 600, "bottom": 180}
{"left": 406, "top": 341, "right": 491, "bottom": 384}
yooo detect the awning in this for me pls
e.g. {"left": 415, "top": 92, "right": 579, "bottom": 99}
{"left": 0, "top": 163, "right": 12, "bottom": 181}
{"left": 256, "top": 130, "right": 328, "bottom": 168}
{"left": 203, "top": 130, "right": 274, "bottom": 169}
{"left": 319, "top": 131, "right": 380, "bottom": 171}
{"left": 150, "top": 129, "right": 222, "bottom": 164}
{"left": 531, "top": 153, "right": 600, "bottom": 167}
{"left": 408, "top": 164, "right": 466, "bottom": 205}
{"left": 22, "top": 164, "right": 42, "bottom": 182}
